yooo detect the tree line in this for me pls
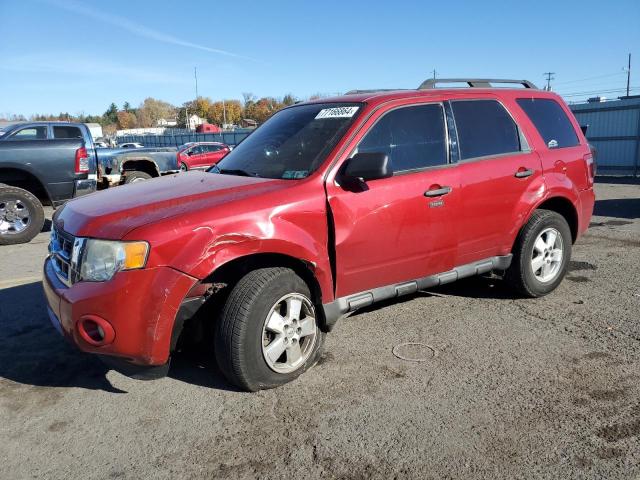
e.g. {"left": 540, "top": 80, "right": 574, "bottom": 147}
{"left": 2, "top": 93, "right": 322, "bottom": 135}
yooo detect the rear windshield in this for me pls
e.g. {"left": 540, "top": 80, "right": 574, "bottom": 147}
{"left": 210, "top": 103, "right": 362, "bottom": 179}
{"left": 516, "top": 98, "right": 579, "bottom": 149}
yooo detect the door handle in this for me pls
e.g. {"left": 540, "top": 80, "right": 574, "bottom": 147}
{"left": 424, "top": 186, "right": 452, "bottom": 197}
{"left": 514, "top": 168, "right": 534, "bottom": 178}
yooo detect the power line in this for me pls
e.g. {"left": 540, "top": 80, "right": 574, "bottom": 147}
{"left": 560, "top": 86, "right": 639, "bottom": 98}
{"left": 553, "top": 71, "right": 626, "bottom": 86}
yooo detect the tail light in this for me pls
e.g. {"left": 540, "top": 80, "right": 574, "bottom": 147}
{"left": 584, "top": 152, "right": 596, "bottom": 185}
{"left": 75, "top": 146, "right": 89, "bottom": 174}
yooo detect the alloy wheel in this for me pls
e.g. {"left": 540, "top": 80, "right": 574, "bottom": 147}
{"left": 261, "top": 293, "right": 318, "bottom": 374}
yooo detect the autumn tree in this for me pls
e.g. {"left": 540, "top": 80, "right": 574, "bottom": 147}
{"left": 137, "top": 97, "right": 176, "bottom": 127}
{"left": 208, "top": 100, "right": 242, "bottom": 126}
{"left": 116, "top": 111, "right": 137, "bottom": 129}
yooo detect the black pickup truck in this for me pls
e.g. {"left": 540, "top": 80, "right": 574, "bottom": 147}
{"left": 0, "top": 122, "right": 97, "bottom": 245}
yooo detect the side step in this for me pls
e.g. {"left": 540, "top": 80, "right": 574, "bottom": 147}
{"left": 322, "top": 255, "right": 512, "bottom": 330}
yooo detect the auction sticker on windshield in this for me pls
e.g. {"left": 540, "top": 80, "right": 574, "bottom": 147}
{"left": 315, "top": 106, "right": 359, "bottom": 119}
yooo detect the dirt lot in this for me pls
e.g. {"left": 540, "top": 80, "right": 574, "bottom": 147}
{"left": 0, "top": 180, "right": 638, "bottom": 479}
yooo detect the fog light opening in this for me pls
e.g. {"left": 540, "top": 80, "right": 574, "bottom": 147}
{"left": 78, "top": 316, "right": 114, "bottom": 346}
{"left": 83, "top": 319, "right": 105, "bottom": 343}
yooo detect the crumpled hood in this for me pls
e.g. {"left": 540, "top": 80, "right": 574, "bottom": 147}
{"left": 55, "top": 171, "right": 290, "bottom": 239}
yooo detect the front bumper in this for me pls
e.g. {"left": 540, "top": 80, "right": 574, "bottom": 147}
{"left": 43, "top": 257, "right": 197, "bottom": 367}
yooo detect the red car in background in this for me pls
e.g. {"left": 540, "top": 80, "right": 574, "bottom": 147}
{"left": 177, "top": 142, "right": 230, "bottom": 171}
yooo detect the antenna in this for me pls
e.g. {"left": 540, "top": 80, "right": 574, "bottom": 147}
{"left": 543, "top": 72, "right": 555, "bottom": 91}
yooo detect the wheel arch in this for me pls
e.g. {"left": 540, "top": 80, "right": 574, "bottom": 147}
{"left": 534, "top": 196, "right": 579, "bottom": 243}
{"left": 0, "top": 167, "right": 51, "bottom": 204}
{"left": 204, "top": 252, "right": 325, "bottom": 308}
{"left": 120, "top": 157, "right": 160, "bottom": 177}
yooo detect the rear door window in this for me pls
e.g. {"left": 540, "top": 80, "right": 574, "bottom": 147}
{"left": 516, "top": 98, "right": 579, "bottom": 149}
{"left": 10, "top": 126, "right": 48, "bottom": 140}
{"left": 357, "top": 104, "right": 448, "bottom": 173}
{"left": 53, "top": 126, "right": 83, "bottom": 139}
{"left": 451, "top": 100, "right": 521, "bottom": 160}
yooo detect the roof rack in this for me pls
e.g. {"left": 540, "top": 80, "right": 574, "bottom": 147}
{"left": 418, "top": 78, "right": 538, "bottom": 90}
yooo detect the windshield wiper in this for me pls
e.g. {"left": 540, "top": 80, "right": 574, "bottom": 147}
{"left": 218, "top": 168, "right": 261, "bottom": 178}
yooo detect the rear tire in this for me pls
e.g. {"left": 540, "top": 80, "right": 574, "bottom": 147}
{"left": 0, "top": 184, "right": 45, "bottom": 245}
{"left": 215, "top": 267, "right": 325, "bottom": 391}
{"left": 506, "top": 209, "right": 572, "bottom": 297}
{"left": 123, "top": 171, "right": 153, "bottom": 184}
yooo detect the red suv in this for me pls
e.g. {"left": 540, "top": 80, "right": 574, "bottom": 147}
{"left": 44, "top": 78, "right": 595, "bottom": 391}
{"left": 177, "top": 142, "right": 230, "bottom": 171}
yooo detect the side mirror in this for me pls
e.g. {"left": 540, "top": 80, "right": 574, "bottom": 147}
{"left": 187, "top": 151, "right": 194, "bottom": 156}
{"left": 341, "top": 152, "right": 392, "bottom": 183}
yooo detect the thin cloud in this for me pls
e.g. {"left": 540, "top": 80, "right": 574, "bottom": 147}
{"left": 1, "top": 55, "right": 188, "bottom": 85}
{"left": 41, "top": 0, "right": 258, "bottom": 62}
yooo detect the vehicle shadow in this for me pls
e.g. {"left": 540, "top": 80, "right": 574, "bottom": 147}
{"left": 0, "top": 282, "right": 124, "bottom": 393}
{"left": 595, "top": 176, "right": 640, "bottom": 186}
{"left": 349, "top": 276, "right": 519, "bottom": 318}
{"left": 0, "top": 281, "right": 236, "bottom": 393}
{"left": 593, "top": 198, "right": 640, "bottom": 220}
{"left": 431, "top": 275, "right": 520, "bottom": 300}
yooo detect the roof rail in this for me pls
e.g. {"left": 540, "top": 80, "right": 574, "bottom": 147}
{"left": 418, "top": 78, "right": 538, "bottom": 90}
{"left": 345, "top": 89, "right": 404, "bottom": 95}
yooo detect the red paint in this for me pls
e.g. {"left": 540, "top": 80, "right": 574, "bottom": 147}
{"left": 177, "top": 142, "right": 230, "bottom": 170}
{"left": 44, "top": 87, "right": 594, "bottom": 368}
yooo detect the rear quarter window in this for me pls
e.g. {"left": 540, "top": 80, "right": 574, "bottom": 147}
{"left": 53, "top": 126, "right": 83, "bottom": 139}
{"left": 516, "top": 98, "right": 579, "bottom": 149}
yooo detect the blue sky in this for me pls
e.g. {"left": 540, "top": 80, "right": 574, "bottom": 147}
{"left": 1, "top": 0, "right": 638, "bottom": 116}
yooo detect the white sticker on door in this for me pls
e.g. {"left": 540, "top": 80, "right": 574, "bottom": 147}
{"left": 315, "top": 106, "right": 359, "bottom": 119}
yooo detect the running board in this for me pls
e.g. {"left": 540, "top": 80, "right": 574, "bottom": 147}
{"left": 322, "top": 255, "right": 512, "bottom": 331}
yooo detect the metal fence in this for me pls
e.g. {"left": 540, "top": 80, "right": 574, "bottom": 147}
{"left": 115, "top": 130, "right": 252, "bottom": 148}
{"left": 570, "top": 97, "right": 640, "bottom": 176}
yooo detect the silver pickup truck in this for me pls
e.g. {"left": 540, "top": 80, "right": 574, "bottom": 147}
{"left": 97, "top": 146, "right": 180, "bottom": 186}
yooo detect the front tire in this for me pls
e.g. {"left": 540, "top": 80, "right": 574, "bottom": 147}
{"left": 0, "top": 184, "right": 45, "bottom": 245}
{"left": 215, "top": 268, "right": 325, "bottom": 391}
{"left": 506, "top": 209, "right": 572, "bottom": 297}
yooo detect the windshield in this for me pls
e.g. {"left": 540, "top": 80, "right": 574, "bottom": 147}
{"left": 209, "top": 102, "right": 362, "bottom": 179}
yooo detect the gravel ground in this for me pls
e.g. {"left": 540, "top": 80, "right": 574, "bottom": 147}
{"left": 0, "top": 180, "right": 639, "bottom": 479}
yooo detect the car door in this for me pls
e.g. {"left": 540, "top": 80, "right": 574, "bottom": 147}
{"left": 188, "top": 145, "right": 207, "bottom": 167}
{"left": 450, "top": 98, "right": 544, "bottom": 264}
{"left": 326, "top": 102, "right": 461, "bottom": 298}
{"left": 208, "top": 145, "right": 228, "bottom": 165}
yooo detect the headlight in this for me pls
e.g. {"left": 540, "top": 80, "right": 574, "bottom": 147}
{"left": 79, "top": 239, "right": 149, "bottom": 282}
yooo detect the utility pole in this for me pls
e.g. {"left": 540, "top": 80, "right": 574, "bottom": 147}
{"left": 543, "top": 72, "right": 555, "bottom": 91}
{"left": 222, "top": 99, "right": 227, "bottom": 127}
{"left": 432, "top": 69, "right": 437, "bottom": 80}
{"left": 626, "top": 53, "right": 631, "bottom": 97}
{"left": 194, "top": 67, "right": 199, "bottom": 99}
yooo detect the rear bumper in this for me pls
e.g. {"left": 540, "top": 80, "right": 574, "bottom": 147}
{"left": 43, "top": 257, "right": 197, "bottom": 367}
{"left": 73, "top": 177, "right": 97, "bottom": 198}
{"left": 577, "top": 187, "right": 596, "bottom": 237}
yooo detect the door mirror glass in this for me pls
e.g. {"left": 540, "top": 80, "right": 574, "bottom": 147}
{"left": 342, "top": 152, "right": 392, "bottom": 183}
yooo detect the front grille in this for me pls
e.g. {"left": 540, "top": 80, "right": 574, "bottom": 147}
{"left": 49, "top": 225, "right": 80, "bottom": 286}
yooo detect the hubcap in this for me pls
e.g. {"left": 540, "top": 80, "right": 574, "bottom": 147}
{"left": 0, "top": 199, "right": 31, "bottom": 235}
{"left": 531, "top": 227, "right": 564, "bottom": 283}
{"left": 261, "top": 293, "right": 317, "bottom": 374}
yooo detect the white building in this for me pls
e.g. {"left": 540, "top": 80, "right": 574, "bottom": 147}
{"left": 156, "top": 118, "right": 177, "bottom": 127}
{"left": 187, "top": 114, "right": 206, "bottom": 130}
